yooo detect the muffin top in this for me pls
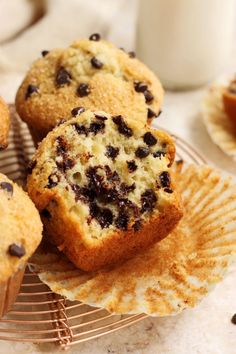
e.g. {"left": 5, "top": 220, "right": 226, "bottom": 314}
{"left": 15, "top": 34, "right": 164, "bottom": 139}
{"left": 0, "top": 173, "right": 43, "bottom": 282}
{"left": 0, "top": 96, "right": 10, "bottom": 149}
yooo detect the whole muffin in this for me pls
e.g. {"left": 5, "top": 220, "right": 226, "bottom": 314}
{"left": 0, "top": 173, "right": 42, "bottom": 317}
{"left": 0, "top": 97, "right": 10, "bottom": 149}
{"left": 27, "top": 110, "right": 182, "bottom": 272}
{"left": 15, "top": 34, "right": 164, "bottom": 144}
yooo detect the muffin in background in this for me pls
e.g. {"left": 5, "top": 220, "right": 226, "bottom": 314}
{"left": 0, "top": 173, "right": 42, "bottom": 317}
{"left": 0, "top": 97, "right": 10, "bottom": 150}
{"left": 15, "top": 34, "right": 164, "bottom": 144}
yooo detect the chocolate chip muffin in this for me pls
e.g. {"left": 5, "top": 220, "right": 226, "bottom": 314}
{"left": 0, "top": 97, "right": 10, "bottom": 149}
{"left": 0, "top": 173, "right": 42, "bottom": 317}
{"left": 15, "top": 34, "right": 164, "bottom": 144}
{"left": 27, "top": 110, "right": 182, "bottom": 272}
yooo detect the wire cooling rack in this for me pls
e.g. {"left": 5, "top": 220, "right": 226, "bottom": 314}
{"left": 0, "top": 106, "right": 207, "bottom": 349}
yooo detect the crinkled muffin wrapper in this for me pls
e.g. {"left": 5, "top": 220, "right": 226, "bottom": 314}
{"left": 0, "top": 265, "right": 25, "bottom": 318}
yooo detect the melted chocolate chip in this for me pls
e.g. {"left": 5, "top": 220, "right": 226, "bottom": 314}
{"left": 117, "top": 198, "right": 133, "bottom": 210}
{"left": 91, "top": 56, "right": 103, "bottom": 69}
{"left": 56, "top": 67, "right": 71, "bottom": 86}
{"left": 153, "top": 151, "right": 166, "bottom": 158}
{"left": 86, "top": 166, "right": 104, "bottom": 194}
{"left": 41, "top": 209, "right": 51, "bottom": 218}
{"left": 95, "top": 114, "right": 108, "bottom": 121}
{"left": 115, "top": 211, "right": 129, "bottom": 230}
{"left": 56, "top": 156, "right": 75, "bottom": 172}
{"left": 147, "top": 108, "right": 157, "bottom": 119}
{"left": 105, "top": 145, "right": 119, "bottom": 160}
{"left": 89, "top": 33, "right": 101, "bottom": 41}
{"left": 27, "top": 160, "right": 37, "bottom": 174}
{"left": 120, "top": 182, "right": 136, "bottom": 194}
{"left": 112, "top": 115, "right": 133, "bottom": 137}
{"left": 25, "top": 84, "right": 39, "bottom": 99}
{"left": 0, "top": 182, "right": 13, "bottom": 197}
{"left": 77, "top": 83, "right": 90, "bottom": 97}
{"left": 71, "top": 107, "right": 85, "bottom": 117}
{"left": 143, "top": 132, "right": 157, "bottom": 146}
{"left": 128, "top": 51, "right": 136, "bottom": 58}
{"left": 144, "top": 90, "right": 154, "bottom": 103}
{"left": 103, "top": 188, "right": 119, "bottom": 203}
{"left": 159, "top": 171, "right": 171, "bottom": 188}
{"left": 126, "top": 160, "right": 137, "bottom": 173}
{"left": 105, "top": 166, "right": 120, "bottom": 183}
{"left": 73, "top": 123, "right": 87, "bottom": 135}
{"left": 89, "top": 121, "right": 105, "bottom": 135}
{"left": 135, "top": 147, "right": 149, "bottom": 158}
{"left": 56, "top": 136, "right": 68, "bottom": 154}
{"left": 132, "top": 219, "right": 142, "bottom": 232}
{"left": 141, "top": 189, "right": 157, "bottom": 213}
{"left": 96, "top": 207, "right": 113, "bottom": 228}
{"left": 8, "top": 243, "right": 25, "bottom": 258}
{"left": 134, "top": 81, "right": 148, "bottom": 93}
{"left": 231, "top": 314, "right": 236, "bottom": 325}
{"left": 47, "top": 174, "right": 59, "bottom": 188}
{"left": 89, "top": 202, "right": 100, "bottom": 218}
{"left": 41, "top": 50, "right": 49, "bottom": 57}
{"left": 72, "top": 185, "right": 96, "bottom": 203}
{"left": 164, "top": 188, "right": 173, "bottom": 193}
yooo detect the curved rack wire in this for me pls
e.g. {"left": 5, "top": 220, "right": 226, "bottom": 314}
{"left": 0, "top": 107, "right": 207, "bottom": 349}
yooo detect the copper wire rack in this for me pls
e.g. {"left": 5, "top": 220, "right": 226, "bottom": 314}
{"left": 0, "top": 107, "right": 207, "bottom": 349}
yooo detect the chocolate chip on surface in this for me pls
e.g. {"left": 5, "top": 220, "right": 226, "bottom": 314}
{"left": 164, "top": 188, "right": 173, "bottom": 193}
{"left": 71, "top": 107, "right": 85, "bottom": 117}
{"left": 126, "top": 160, "right": 137, "bottom": 173}
{"left": 128, "top": 51, "right": 136, "bottom": 58}
{"left": 91, "top": 56, "right": 103, "bottom": 69}
{"left": 144, "top": 90, "right": 154, "bottom": 103}
{"left": 141, "top": 189, "right": 157, "bottom": 213}
{"left": 147, "top": 108, "right": 157, "bottom": 119}
{"left": 0, "top": 182, "right": 13, "bottom": 197}
{"left": 41, "top": 50, "right": 49, "bottom": 57}
{"left": 89, "top": 121, "right": 105, "bottom": 135}
{"left": 231, "top": 314, "right": 236, "bottom": 325}
{"left": 25, "top": 84, "right": 39, "bottom": 99}
{"left": 134, "top": 81, "right": 148, "bottom": 93}
{"left": 47, "top": 174, "right": 59, "bottom": 188}
{"left": 112, "top": 115, "right": 133, "bottom": 137}
{"left": 105, "top": 145, "right": 119, "bottom": 160}
{"left": 56, "top": 67, "right": 72, "bottom": 86}
{"left": 143, "top": 132, "right": 157, "bottom": 146}
{"left": 115, "top": 211, "right": 129, "bottom": 230}
{"left": 159, "top": 171, "right": 171, "bottom": 188}
{"left": 132, "top": 219, "right": 142, "bottom": 232}
{"left": 153, "top": 151, "right": 166, "bottom": 158}
{"left": 96, "top": 207, "right": 113, "bottom": 228}
{"left": 135, "top": 146, "right": 149, "bottom": 158}
{"left": 95, "top": 114, "right": 108, "bottom": 121}
{"left": 89, "top": 33, "right": 101, "bottom": 41}
{"left": 27, "top": 159, "right": 37, "bottom": 174}
{"left": 73, "top": 123, "right": 87, "bottom": 135}
{"left": 8, "top": 243, "right": 25, "bottom": 258}
{"left": 77, "top": 83, "right": 91, "bottom": 97}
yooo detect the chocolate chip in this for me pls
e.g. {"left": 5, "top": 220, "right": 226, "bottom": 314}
{"left": 0, "top": 182, "right": 13, "bottom": 197}
{"left": 120, "top": 182, "right": 136, "bottom": 194}
{"left": 71, "top": 107, "right": 85, "bottom": 117}
{"left": 96, "top": 208, "right": 113, "bottom": 228}
{"left": 105, "top": 166, "right": 120, "bottom": 183}
{"left": 159, "top": 171, "right": 171, "bottom": 188}
{"left": 8, "top": 244, "right": 25, "bottom": 258}
{"left": 41, "top": 50, "right": 49, "bottom": 57}
{"left": 115, "top": 211, "right": 129, "bottom": 230}
{"left": 25, "top": 84, "right": 39, "bottom": 99}
{"left": 56, "top": 136, "right": 68, "bottom": 154}
{"left": 56, "top": 156, "right": 75, "bottom": 172}
{"left": 77, "top": 83, "right": 91, "bottom": 97}
{"left": 89, "top": 121, "right": 105, "bottom": 135}
{"left": 41, "top": 209, "right": 51, "bottom": 218}
{"left": 164, "top": 188, "right": 173, "bottom": 193}
{"left": 72, "top": 185, "right": 96, "bottom": 203}
{"left": 103, "top": 188, "right": 119, "bottom": 203}
{"left": 106, "top": 145, "right": 119, "bottom": 160}
{"left": 134, "top": 81, "right": 148, "bottom": 93}
{"left": 89, "top": 202, "right": 100, "bottom": 218}
{"left": 112, "top": 115, "right": 133, "bottom": 137}
{"left": 95, "top": 114, "right": 108, "bottom": 121}
{"left": 47, "top": 174, "right": 59, "bottom": 188}
{"left": 27, "top": 160, "right": 37, "bottom": 174}
{"left": 231, "top": 314, "right": 236, "bottom": 325}
{"left": 128, "top": 51, "right": 136, "bottom": 58}
{"left": 89, "top": 33, "right": 101, "bottom": 41}
{"left": 147, "top": 108, "right": 157, "bottom": 119}
{"left": 153, "top": 151, "right": 166, "bottom": 158}
{"left": 141, "top": 189, "right": 157, "bottom": 213}
{"left": 135, "top": 147, "right": 149, "bottom": 158}
{"left": 86, "top": 166, "right": 104, "bottom": 194}
{"left": 143, "top": 132, "right": 157, "bottom": 146}
{"left": 56, "top": 67, "right": 71, "bottom": 86}
{"left": 144, "top": 90, "right": 154, "bottom": 103}
{"left": 126, "top": 160, "right": 137, "bottom": 173}
{"left": 132, "top": 219, "right": 142, "bottom": 232}
{"left": 73, "top": 123, "right": 87, "bottom": 135}
{"left": 91, "top": 56, "right": 103, "bottom": 69}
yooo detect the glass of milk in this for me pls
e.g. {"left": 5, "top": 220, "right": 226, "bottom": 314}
{"left": 136, "top": 0, "right": 236, "bottom": 90}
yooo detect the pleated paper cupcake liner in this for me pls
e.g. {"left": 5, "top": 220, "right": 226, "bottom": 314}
{"left": 31, "top": 163, "right": 236, "bottom": 316}
{"left": 202, "top": 84, "right": 236, "bottom": 159}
